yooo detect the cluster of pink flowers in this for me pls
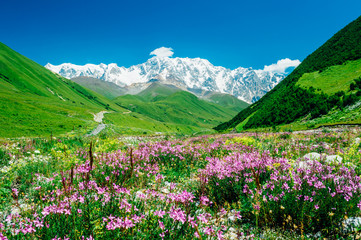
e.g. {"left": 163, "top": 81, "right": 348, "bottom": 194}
{"left": 2, "top": 129, "right": 361, "bottom": 238}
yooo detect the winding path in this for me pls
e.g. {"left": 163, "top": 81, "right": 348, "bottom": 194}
{"left": 93, "top": 111, "right": 108, "bottom": 123}
{"left": 87, "top": 111, "right": 109, "bottom": 136}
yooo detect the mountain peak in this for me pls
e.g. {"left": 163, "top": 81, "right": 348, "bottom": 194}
{"left": 46, "top": 57, "right": 296, "bottom": 103}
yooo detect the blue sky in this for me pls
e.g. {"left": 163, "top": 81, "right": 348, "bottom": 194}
{"left": 1, "top": 0, "right": 361, "bottom": 70}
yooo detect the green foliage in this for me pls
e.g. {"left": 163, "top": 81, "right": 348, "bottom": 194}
{"left": 0, "top": 147, "right": 10, "bottom": 168}
{"left": 349, "top": 76, "right": 361, "bottom": 91}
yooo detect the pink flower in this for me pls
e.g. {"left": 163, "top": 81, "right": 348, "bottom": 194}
{"left": 158, "top": 220, "right": 165, "bottom": 230}
{"left": 12, "top": 188, "right": 18, "bottom": 196}
{"left": 197, "top": 213, "right": 211, "bottom": 224}
{"left": 314, "top": 205, "right": 319, "bottom": 210}
{"left": 154, "top": 210, "right": 166, "bottom": 218}
{"left": 155, "top": 174, "right": 164, "bottom": 181}
{"left": 159, "top": 231, "right": 166, "bottom": 239}
{"left": 168, "top": 207, "right": 186, "bottom": 224}
{"left": 123, "top": 217, "right": 134, "bottom": 229}
{"left": 203, "top": 226, "right": 215, "bottom": 236}
{"left": 234, "top": 211, "right": 242, "bottom": 220}
{"left": 0, "top": 232, "right": 8, "bottom": 240}
{"left": 188, "top": 216, "right": 198, "bottom": 228}
{"left": 217, "top": 230, "right": 224, "bottom": 240}
{"left": 200, "top": 195, "right": 212, "bottom": 206}
{"left": 219, "top": 208, "right": 227, "bottom": 215}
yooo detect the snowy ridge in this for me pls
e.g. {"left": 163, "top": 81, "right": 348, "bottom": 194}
{"left": 45, "top": 57, "right": 291, "bottom": 103}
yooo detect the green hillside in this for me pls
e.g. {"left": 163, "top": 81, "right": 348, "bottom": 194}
{"left": 0, "top": 42, "right": 128, "bottom": 137}
{"left": 216, "top": 15, "right": 361, "bottom": 131}
{"left": 297, "top": 58, "right": 361, "bottom": 94}
{"left": 113, "top": 84, "right": 245, "bottom": 129}
{"left": 137, "top": 82, "right": 181, "bottom": 101}
{"left": 71, "top": 76, "right": 126, "bottom": 99}
{"left": 202, "top": 92, "right": 249, "bottom": 112}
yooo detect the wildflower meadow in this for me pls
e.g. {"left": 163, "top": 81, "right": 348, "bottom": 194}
{"left": 0, "top": 128, "right": 361, "bottom": 239}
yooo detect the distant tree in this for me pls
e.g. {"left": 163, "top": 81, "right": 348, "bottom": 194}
{"left": 343, "top": 94, "right": 358, "bottom": 107}
{"left": 350, "top": 82, "right": 357, "bottom": 91}
{"left": 335, "top": 91, "right": 345, "bottom": 97}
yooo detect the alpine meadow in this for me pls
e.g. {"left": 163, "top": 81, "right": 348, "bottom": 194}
{"left": 1, "top": 1, "right": 361, "bottom": 239}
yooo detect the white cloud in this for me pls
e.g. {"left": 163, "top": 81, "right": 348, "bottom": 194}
{"left": 263, "top": 58, "right": 301, "bottom": 73}
{"left": 150, "top": 47, "right": 174, "bottom": 58}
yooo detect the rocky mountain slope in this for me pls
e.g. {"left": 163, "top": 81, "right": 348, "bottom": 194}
{"left": 46, "top": 57, "right": 297, "bottom": 103}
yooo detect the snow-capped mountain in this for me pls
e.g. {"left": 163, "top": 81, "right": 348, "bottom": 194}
{"left": 45, "top": 57, "right": 293, "bottom": 103}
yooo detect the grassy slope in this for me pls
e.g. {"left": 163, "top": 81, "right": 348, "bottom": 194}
{"left": 104, "top": 112, "right": 205, "bottom": 135}
{"left": 297, "top": 58, "right": 361, "bottom": 94}
{"left": 204, "top": 92, "right": 249, "bottom": 112}
{"left": 113, "top": 86, "right": 241, "bottom": 129}
{"left": 71, "top": 76, "right": 126, "bottom": 99}
{"left": 0, "top": 42, "right": 127, "bottom": 137}
{"left": 216, "top": 15, "right": 361, "bottom": 131}
{"left": 137, "top": 82, "right": 181, "bottom": 102}
{"left": 268, "top": 59, "right": 361, "bottom": 131}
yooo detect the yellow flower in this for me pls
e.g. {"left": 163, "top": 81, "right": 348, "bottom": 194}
{"left": 273, "top": 163, "right": 281, "bottom": 168}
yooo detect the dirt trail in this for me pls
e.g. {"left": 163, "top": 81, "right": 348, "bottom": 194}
{"left": 93, "top": 111, "right": 108, "bottom": 123}
{"left": 88, "top": 123, "right": 106, "bottom": 136}
{"left": 87, "top": 111, "right": 109, "bottom": 136}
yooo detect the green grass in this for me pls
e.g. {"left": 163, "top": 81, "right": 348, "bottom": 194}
{"left": 137, "top": 82, "right": 181, "bottom": 101}
{"left": 235, "top": 112, "right": 257, "bottom": 131}
{"left": 0, "top": 42, "right": 127, "bottom": 137}
{"left": 104, "top": 112, "right": 208, "bottom": 135}
{"left": 297, "top": 58, "right": 361, "bottom": 94}
{"left": 0, "top": 92, "right": 91, "bottom": 137}
{"left": 113, "top": 90, "right": 239, "bottom": 129}
{"left": 203, "top": 92, "right": 249, "bottom": 112}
